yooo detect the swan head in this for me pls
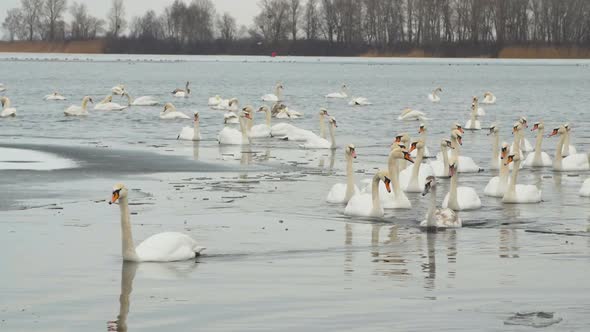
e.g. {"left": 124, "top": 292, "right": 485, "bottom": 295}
{"left": 452, "top": 123, "right": 464, "bottom": 134}
{"left": 390, "top": 146, "right": 414, "bottom": 164}
{"left": 418, "top": 123, "right": 427, "bottom": 134}
{"left": 487, "top": 124, "right": 499, "bottom": 136}
{"left": 193, "top": 112, "right": 199, "bottom": 122}
{"left": 451, "top": 130, "right": 463, "bottom": 146}
{"left": 229, "top": 98, "right": 239, "bottom": 106}
{"left": 257, "top": 105, "right": 269, "bottom": 113}
{"left": 346, "top": 144, "right": 356, "bottom": 159}
{"left": 500, "top": 142, "right": 509, "bottom": 159}
{"left": 441, "top": 139, "right": 454, "bottom": 149}
{"left": 448, "top": 160, "right": 457, "bottom": 178}
{"left": 341, "top": 83, "right": 348, "bottom": 89}
{"left": 531, "top": 121, "right": 544, "bottom": 131}
{"left": 409, "top": 139, "right": 425, "bottom": 153}
{"left": 435, "top": 87, "right": 442, "bottom": 93}
{"left": 328, "top": 116, "right": 337, "bottom": 127}
{"left": 422, "top": 176, "right": 436, "bottom": 196}
{"left": 106, "top": 95, "right": 113, "bottom": 102}
{"left": 519, "top": 116, "right": 528, "bottom": 128}
{"left": 504, "top": 153, "right": 521, "bottom": 166}
{"left": 163, "top": 103, "right": 175, "bottom": 112}
{"left": 376, "top": 170, "right": 392, "bottom": 193}
{"left": 548, "top": 125, "right": 566, "bottom": 138}
{"left": 240, "top": 110, "right": 252, "bottom": 120}
{"left": 319, "top": 108, "right": 329, "bottom": 116}
{"left": 242, "top": 106, "right": 254, "bottom": 116}
{"left": 512, "top": 122, "right": 522, "bottom": 135}
{"left": 109, "top": 183, "right": 128, "bottom": 204}
{"left": 394, "top": 133, "right": 410, "bottom": 144}
{"left": 82, "top": 96, "right": 93, "bottom": 104}
{"left": 564, "top": 123, "right": 571, "bottom": 132}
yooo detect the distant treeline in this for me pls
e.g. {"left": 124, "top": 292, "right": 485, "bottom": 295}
{"left": 4, "top": 0, "right": 590, "bottom": 57}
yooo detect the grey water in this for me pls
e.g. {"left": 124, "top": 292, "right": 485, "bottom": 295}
{"left": 1, "top": 54, "right": 589, "bottom": 331}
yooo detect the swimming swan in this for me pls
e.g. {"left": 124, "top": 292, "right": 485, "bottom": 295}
{"left": 484, "top": 143, "right": 510, "bottom": 197}
{"left": 327, "top": 144, "right": 360, "bottom": 204}
{"left": 344, "top": 170, "right": 391, "bottom": 218}
{"left": 465, "top": 102, "right": 481, "bottom": 130}
{"left": 348, "top": 97, "right": 372, "bottom": 106}
{"left": 111, "top": 84, "right": 125, "bottom": 95}
{"left": 261, "top": 83, "right": 283, "bottom": 102}
{"left": 482, "top": 92, "right": 496, "bottom": 104}
{"left": 400, "top": 139, "right": 434, "bottom": 193}
{"left": 442, "top": 159, "right": 482, "bottom": 211}
{"left": 411, "top": 123, "right": 433, "bottom": 158}
{"left": 549, "top": 125, "right": 590, "bottom": 171}
{"left": 109, "top": 183, "right": 205, "bottom": 262}
{"left": 123, "top": 92, "right": 158, "bottom": 106}
{"left": 44, "top": 92, "right": 66, "bottom": 101}
{"left": 430, "top": 139, "right": 454, "bottom": 178}
{"left": 64, "top": 96, "right": 93, "bottom": 116}
{"left": 172, "top": 81, "right": 191, "bottom": 98}
{"left": 502, "top": 154, "right": 542, "bottom": 203}
{"left": 0, "top": 97, "right": 17, "bottom": 117}
{"left": 94, "top": 95, "right": 128, "bottom": 111}
{"left": 428, "top": 87, "right": 442, "bottom": 103}
{"left": 523, "top": 121, "right": 552, "bottom": 167}
{"left": 177, "top": 112, "right": 201, "bottom": 141}
{"left": 383, "top": 147, "right": 413, "bottom": 209}
{"left": 299, "top": 117, "right": 337, "bottom": 149}
{"left": 326, "top": 84, "right": 348, "bottom": 98}
{"left": 217, "top": 109, "right": 252, "bottom": 145}
{"left": 420, "top": 176, "right": 462, "bottom": 229}
{"left": 398, "top": 108, "right": 429, "bottom": 121}
{"left": 160, "top": 103, "right": 190, "bottom": 120}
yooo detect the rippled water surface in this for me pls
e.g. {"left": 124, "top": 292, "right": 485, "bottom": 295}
{"left": 1, "top": 54, "right": 589, "bottom": 331}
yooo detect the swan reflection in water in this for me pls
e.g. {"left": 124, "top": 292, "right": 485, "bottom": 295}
{"left": 192, "top": 141, "right": 200, "bottom": 161}
{"left": 108, "top": 262, "right": 138, "bottom": 332}
{"left": 318, "top": 149, "right": 336, "bottom": 170}
{"left": 370, "top": 224, "right": 409, "bottom": 279}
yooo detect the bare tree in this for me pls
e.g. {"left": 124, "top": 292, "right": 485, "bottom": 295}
{"left": 288, "top": 0, "right": 301, "bottom": 41}
{"left": 217, "top": 12, "right": 237, "bottom": 41}
{"left": 43, "top": 0, "right": 67, "bottom": 41}
{"left": 254, "top": 0, "right": 290, "bottom": 43}
{"left": 70, "top": 1, "right": 104, "bottom": 40}
{"left": 303, "top": 0, "right": 319, "bottom": 40}
{"left": 21, "top": 0, "right": 44, "bottom": 41}
{"left": 2, "top": 8, "right": 24, "bottom": 41}
{"left": 108, "top": 0, "right": 127, "bottom": 37}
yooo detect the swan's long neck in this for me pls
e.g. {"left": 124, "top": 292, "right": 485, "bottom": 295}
{"left": 125, "top": 94, "right": 132, "bottom": 106}
{"left": 319, "top": 114, "right": 326, "bottom": 139}
{"left": 371, "top": 174, "right": 381, "bottom": 214}
{"left": 119, "top": 196, "right": 138, "bottom": 261}
{"left": 492, "top": 133, "right": 499, "bottom": 163}
{"left": 449, "top": 172, "right": 459, "bottom": 210}
{"left": 345, "top": 153, "right": 355, "bottom": 202}
{"left": 3, "top": 98, "right": 10, "bottom": 108}
{"left": 426, "top": 185, "right": 437, "bottom": 227}
{"left": 81, "top": 99, "right": 89, "bottom": 111}
{"left": 451, "top": 138, "right": 460, "bottom": 164}
{"left": 534, "top": 128, "right": 544, "bottom": 161}
{"left": 193, "top": 120, "right": 200, "bottom": 140}
{"left": 239, "top": 116, "right": 250, "bottom": 144}
{"left": 441, "top": 146, "right": 449, "bottom": 176}
{"left": 265, "top": 110, "right": 272, "bottom": 127}
{"left": 499, "top": 153, "right": 509, "bottom": 182}
{"left": 554, "top": 134, "right": 565, "bottom": 169}
{"left": 512, "top": 131, "right": 522, "bottom": 156}
{"left": 329, "top": 122, "right": 336, "bottom": 149}
{"left": 508, "top": 160, "right": 520, "bottom": 194}
{"left": 470, "top": 107, "right": 477, "bottom": 124}
{"left": 388, "top": 156, "right": 402, "bottom": 197}
{"left": 275, "top": 86, "right": 282, "bottom": 100}
{"left": 410, "top": 148, "right": 424, "bottom": 186}
{"left": 117, "top": 262, "right": 138, "bottom": 332}
{"left": 563, "top": 131, "right": 571, "bottom": 155}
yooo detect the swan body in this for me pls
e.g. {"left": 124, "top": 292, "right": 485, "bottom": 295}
{"left": 64, "top": 96, "right": 92, "bottom": 116}
{"left": 327, "top": 145, "right": 360, "bottom": 204}
{"left": 177, "top": 112, "right": 201, "bottom": 141}
{"left": 44, "top": 92, "right": 66, "bottom": 101}
{"left": 218, "top": 110, "right": 251, "bottom": 145}
{"left": 349, "top": 97, "right": 371, "bottom": 106}
{"left": 326, "top": 84, "right": 348, "bottom": 98}
{"left": 442, "top": 160, "right": 482, "bottom": 211}
{"left": 400, "top": 140, "right": 434, "bottom": 193}
{"left": 523, "top": 121, "right": 552, "bottom": 167}
{"left": 485, "top": 143, "right": 510, "bottom": 197}
{"left": 261, "top": 83, "right": 283, "bottom": 102}
{"left": 430, "top": 140, "right": 453, "bottom": 178}
{"left": 280, "top": 108, "right": 329, "bottom": 142}
{"left": 344, "top": 171, "right": 391, "bottom": 218}
{"left": 0, "top": 97, "right": 17, "bottom": 117}
{"left": 160, "top": 103, "right": 190, "bottom": 119}
{"left": 420, "top": 176, "right": 462, "bottom": 229}
{"left": 549, "top": 126, "right": 590, "bottom": 171}
{"left": 502, "top": 154, "right": 542, "bottom": 203}
{"left": 482, "top": 92, "right": 496, "bottom": 104}
{"left": 299, "top": 117, "right": 337, "bottom": 149}
{"left": 172, "top": 81, "right": 190, "bottom": 98}
{"left": 112, "top": 84, "right": 125, "bottom": 95}
{"left": 428, "top": 87, "right": 442, "bottom": 103}
{"left": 110, "top": 184, "right": 205, "bottom": 262}
{"left": 94, "top": 95, "right": 128, "bottom": 111}
{"left": 123, "top": 92, "right": 158, "bottom": 106}
{"left": 580, "top": 179, "right": 590, "bottom": 197}
{"left": 398, "top": 108, "right": 428, "bottom": 121}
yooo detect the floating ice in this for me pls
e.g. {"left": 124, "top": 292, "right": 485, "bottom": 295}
{"left": 0, "top": 147, "right": 77, "bottom": 171}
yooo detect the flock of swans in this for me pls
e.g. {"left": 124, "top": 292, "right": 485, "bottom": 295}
{"left": 2, "top": 81, "right": 589, "bottom": 264}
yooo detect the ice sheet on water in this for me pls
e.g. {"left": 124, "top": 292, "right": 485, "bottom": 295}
{"left": 0, "top": 147, "right": 77, "bottom": 170}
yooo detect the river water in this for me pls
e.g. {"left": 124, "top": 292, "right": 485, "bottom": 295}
{"left": 0, "top": 54, "right": 589, "bottom": 331}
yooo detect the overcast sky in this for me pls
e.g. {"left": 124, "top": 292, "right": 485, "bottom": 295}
{"left": 0, "top": 0, "right": 260, "bottom": 29}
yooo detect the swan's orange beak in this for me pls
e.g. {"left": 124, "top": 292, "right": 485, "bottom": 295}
{"left": 457, "top": 127, "right": 464, "bottom": 134}
{"left": 384, "top": 178, "right": 392, "bottom": 193}
{"left": 504, "top": 155, "right": 515, "bottom": 166}
{"left": 109, "top": 191, "right": 120, "bottom": 205}
{"left": 548, "top": 128, "right": 559, "bottom": 137}
{"left": 394, "top": 136, "right": 402, "bottom": 143}
{"left": 418, "top": 127, "right": 425, "bottom": 134}
{"left": 531, "top": 123, "right": 539, "bottom": 131}
{"left": 449, "top": 164, "right": 457, "bottom": 177}
{"left": 409, "top": 142, "right": 417, "bottom": 153}
{"left": 351, "top": 150, "right": 357, "bottom": 159}
{"left": 403, "top": 152, "right": 415, "bottom": 163}
{"left": 244, "top": 113, "right": 252, "bottom": 120}
{"left": 457, "top": 136, "right": 463, "bottom": 146}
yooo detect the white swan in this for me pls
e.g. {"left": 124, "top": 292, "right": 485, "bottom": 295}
{"left": 94, "top": 95, "right": 128, "bottom": 111}
{"left": 440, "top": 129, "right": 482, "bottom": 173}
{"left": 472, "top": 96, "right": 485, "bottom": 116}
{"left": 488, "top": 124, "right": 500, "bottom": 169}
{"left": 482, "top": 92, "right": 496, "bottom": 104}
{"left": 502, "top": 154, "right": 542, "bottom": 204}
{"left": 400, "top": 139, "right": 434, "bottom": 193}
{"left": 348, "top": 97, "right": 372, "bottom": 106}
{"left": 523, "top": 121, "right": 552, "bottom": 167}
{"left": 111, "top": 84, "right": 125, "bottom": 96}
{"left": 514, "top": 117, "right": 533, "bottom": 152}
{"left": 208, "top": 95, "right": 222, "bottom": 106}
{"left": 248, "top": 106, "right": 272, "bottom": 138}
{"left": 44, "top": 92, "right": 66, "bottom": 101}
{"left": 561, "top": 123, "right": 578, "bottom": 156}
{"left": 393, "top": 133, "right": 411, "bottom": 170}
{"left": 327, "top": 144, "right": 360, "bottom": 204}
{"left": 275, "top": 106, "right": 303, "bottom": 119}
{"left": 442, "top": 159, "right": 482, "bottom": 211}
{"left": 299, "top": 117, "right": 337, "bottom": 149}
{"left": 411, "top": 123, "right": 432, "bottom": 158}
{"left": 123, "top": 92, "right": 158, "bottom": 106}
{"left": 172, "top": 81, "right": 190, "bottom": 98}
{"left": 465, "top": 102, "right": 481, "bottom": 130}
{"left": 218, "top": 109, "right": 251, "bottom": 145}
{"left": 261, "top": 83, "right": 283, "bottom": 102}
{"left": 420, "top": 176, "right": 462, "bottom": 229}
{"left": 64, "top": 96, "right": 93, "bottom": 116}
{"left": 484, "top": 143, "right": 510, "bottom": 197}
{"left": 160, "top": 103, "right": 190, "bottom": 120}
{"left": 0, "top": 97, "right": 17, "bottom": 117}
{"left": 383, "top": 147, "right": 413, "bottom": 209}
{"left": 277, "top": 108, "right": 329, "bottom": 141}
{"left": 326, "top": 84, "right": 348, "bottom": 98}
{"left": 430, "top": 139, "right": 454, "bottom": 178}
{"left": 109, "top": 183, "right": 205, "bottom": 262}
{"left": 549, "top": 125, "right": 590, "bottom": 171}
{"left": 580, "top": 178, "right": 590, "bottom": 197}
{"left": 344, "top": 170, "right": 391, "bottom": 218}
{"left": 398, "top": 108, "right": 429, "bottom": 121}
{"left": 224, "top": 112, "right": 239, "bottom": 124}
{"left": 428, "top": 87, "right": 442, "bottom": 103}
{"left": 177, "top": 112, "right": 201, "bottom": 141}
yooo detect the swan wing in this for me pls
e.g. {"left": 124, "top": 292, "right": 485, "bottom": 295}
{"left": 249, "top": 124, "right": 271, "bottom": 138}
{"left": 135, "top": 232, "right": 204, "bottom": 262}
{"left": 344, "top": 192, "right": 382, "bottom": 217}
{"left": 218, "top": 127, "right": 243, "bottom": 145}
{"left": 178, "top": 127, "right": 197, "bottom": 141}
